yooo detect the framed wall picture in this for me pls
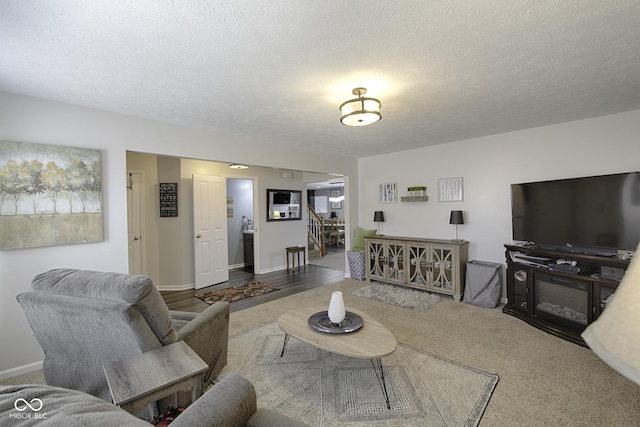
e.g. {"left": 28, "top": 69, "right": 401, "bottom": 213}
{"left": 226, "top": 196, "right": 234, "bottom": 217}
{"left": 267, "top": 189, "right": 302, "bottom": 221}
{"left": 379, "top": 183, "right": 397, "bottom": 203}
{"left": 159, "top": 183, "right": 178, "bottom": 217}
{"left": 330, "top": 189, "right": 343, "bottom": 209}
{"left": 0, "top": 140, "right": 103, "bottom": 249}
{"left": 438, "top": 177, "right": 464, "bottom": 202}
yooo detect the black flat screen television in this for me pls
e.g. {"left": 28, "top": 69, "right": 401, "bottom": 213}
{"left": 511, "top": 172, "right": 640, "bottom": 254}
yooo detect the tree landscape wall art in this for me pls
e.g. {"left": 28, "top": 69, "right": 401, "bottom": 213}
{"left": 0, "top": 141, "right": 103, "bottom": 249}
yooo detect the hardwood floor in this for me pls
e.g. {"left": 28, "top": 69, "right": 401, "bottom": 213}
{"left": 161, "top": 264, "right": 346, "bottom": 313}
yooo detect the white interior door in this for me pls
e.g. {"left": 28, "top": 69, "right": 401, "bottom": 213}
{"left": 193, "top": 175, "right": 229, "bottom": 288}
{"left": 126, "top": 171, "right": 144, "bottom": 275}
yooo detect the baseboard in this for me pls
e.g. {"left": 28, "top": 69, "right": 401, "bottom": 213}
{"left": 0, "top": 360, "right": 43, "bottom": 381}
{"left": 228, "top": 263, "right": 244, "bottom": 270}
{"left": 156, "top": 282, "right": 195, "bottom": 292}
{"left": 259, "top": 264, "right": 300, "bottom": 274}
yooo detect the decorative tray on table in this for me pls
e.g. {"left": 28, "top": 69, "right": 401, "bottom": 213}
{"left": 307, "top": 311, "right": 364, "bottom": 334}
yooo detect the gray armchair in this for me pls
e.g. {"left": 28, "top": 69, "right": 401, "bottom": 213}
{"left": 16, "top": 268, "right": 229, "bottom": 403}
{"left": 0, "top": 373, "right": 310, "bottom": 427}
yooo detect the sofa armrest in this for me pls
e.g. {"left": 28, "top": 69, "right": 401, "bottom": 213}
{"left": 169, "top": 310, "right": 199, "bottom": 321}
{"left": 172, "top": 373, "right": 256, "bottom": 427}
{"left": 173, "top": 302, "right": 230, "bottom": 382}
{"left": 247, "top": 408, "right": 312, "bottom": 427}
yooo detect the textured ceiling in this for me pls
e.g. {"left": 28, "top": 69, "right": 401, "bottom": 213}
{"left": 1, "top": 1, "right": 639, "bottom": 158}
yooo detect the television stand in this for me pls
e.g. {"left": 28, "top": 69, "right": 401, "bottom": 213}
{"left": 503, "top": 244, "right": 630, "bottom": 347}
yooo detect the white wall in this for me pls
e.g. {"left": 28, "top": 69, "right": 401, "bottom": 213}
{"left": 359, "top": 109, "right": 640, "bottom": 288}
{"left": 0, "top": 92, "right": 358, "bottom": 377}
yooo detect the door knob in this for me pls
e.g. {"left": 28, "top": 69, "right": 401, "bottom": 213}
{"left": 195, "top": 234, "right": 201, "bottom": 239}
{"left": 133, "top": 235, "right": 140, "bottom": 241}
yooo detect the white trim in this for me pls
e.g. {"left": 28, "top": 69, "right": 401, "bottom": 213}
{"left": 0, "top": 360, "right": 43, "bottom": 381}
{"left": 155, "top": 282, "right": 195, "bottom": 292}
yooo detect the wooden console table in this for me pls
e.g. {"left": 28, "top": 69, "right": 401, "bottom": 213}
{"left": 103, "top": 341, "right": 208, "bottom": 415}
{"left": 365, "top": 235, "right": 468, "bottom": 301}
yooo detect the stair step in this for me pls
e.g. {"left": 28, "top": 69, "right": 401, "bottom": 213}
{"left": 308, "top": 248, "right": 321, "bottom": 259}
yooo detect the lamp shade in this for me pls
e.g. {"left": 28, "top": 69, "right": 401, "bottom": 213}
{"left": 373, "top": 211, "right": 385, "bottom": 223}
{"left": 449, "top": 210, "right": 464, "bottom": 225}
{"left": 582, "top": 242, "right": 640, "bottom": 385}
{"left": 339, "top": 87, "right": 381, "bottom": 126}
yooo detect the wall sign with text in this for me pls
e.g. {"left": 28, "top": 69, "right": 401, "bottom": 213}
{"left": 159, "top": 183, "right": 178, "bottom": 217}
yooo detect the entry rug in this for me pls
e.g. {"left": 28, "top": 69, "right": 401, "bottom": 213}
{"left": 222, "top": 322, "right": 498, "bottom": 426}
{"left": 195, "top": 282, "right": 278, "bottom": 304}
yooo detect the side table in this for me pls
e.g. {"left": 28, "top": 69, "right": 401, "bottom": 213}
{"left": 103, "top": 341, "right": 208, "bottom": 415}
{"left": 286, "top": 245, "right": 306, "bottom": 269}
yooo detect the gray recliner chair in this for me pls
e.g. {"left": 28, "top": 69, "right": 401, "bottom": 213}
{"left": 16, "top": 268, "right": 230, "bottom": 404}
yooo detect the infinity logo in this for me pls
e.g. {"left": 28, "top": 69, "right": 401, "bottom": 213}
{"left": 14, "top": 398, "right": 43, "bottom": 412}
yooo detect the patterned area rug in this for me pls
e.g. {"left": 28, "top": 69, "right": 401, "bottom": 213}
{"left": 222, "top": 322, "right": 498, "bottom": 427}
{"left": 195, "top": 282, "right": 278, "bottom": 304}
{"left": 352, "top": 282, "right": 442, "bottom": 311}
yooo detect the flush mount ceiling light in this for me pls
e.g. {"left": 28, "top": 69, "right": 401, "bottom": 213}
{"left": 339, "top": 87, "right": 381, "bottom": 126}
{"left": 229, "top": 163, "right": 249, "bottom": 169}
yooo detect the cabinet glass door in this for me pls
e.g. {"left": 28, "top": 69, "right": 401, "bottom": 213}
{"left": 368, "top": 241, "right": 385, "bottom": 279}
{"left": 511, "top": 268, "right": 529, "bottom": 311}
{"left": 386, "top": 243, "right": 405, "bottom": 282}
{"left": 431, "top": 247, "right": 453, "bottom": 292}
{"left": 407, "top": 244, "right": 429, "bottom": 286}
{"left": 594, "top": 284, "right": 616, "bottom": 320}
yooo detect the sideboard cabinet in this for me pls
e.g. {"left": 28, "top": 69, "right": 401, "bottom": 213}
{"left": 365, "top": 236, "right": 469, "bottom": 301}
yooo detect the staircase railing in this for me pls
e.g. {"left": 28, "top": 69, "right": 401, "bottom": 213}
{"left": 307, "top": 204, "right": 326, "bottom": 257}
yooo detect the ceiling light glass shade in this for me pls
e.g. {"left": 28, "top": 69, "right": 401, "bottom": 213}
{"left": 340, "top": 87, "right": 381, "bottom": 126}
{"left": 229, "top": 163, "right": 249, "bottom": 169}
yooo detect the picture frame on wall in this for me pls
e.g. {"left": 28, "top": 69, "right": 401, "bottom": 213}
{"left": 438, "top": 177, "right": 464, "bottom": 202}
{"left": 330, "top": 189, "right": 343, "bottom": 209}
{"left": 0, "top": 140, "right": 103, "bottom": 249}
{"left": 379, "top": 183, "right": 397, "bottom": 203}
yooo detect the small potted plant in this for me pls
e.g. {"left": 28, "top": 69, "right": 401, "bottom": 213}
{"left": 407, "top": 186, "right": 427, "bottom": 197}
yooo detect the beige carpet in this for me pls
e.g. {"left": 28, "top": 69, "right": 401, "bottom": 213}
{"left": 227, "top": 279, "right": 640, "bottom": 427}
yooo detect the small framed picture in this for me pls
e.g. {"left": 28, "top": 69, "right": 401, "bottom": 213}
{"left": 379, "top": 183, "right": 397, "bottom": 203}
{"left": 438, "top": 177, "right": 463, "bottom": 202}
{"left": 330, "top": 189, "right": 343, "bottom": 209}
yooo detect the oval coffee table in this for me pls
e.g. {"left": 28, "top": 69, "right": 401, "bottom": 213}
{"left": 277, "top": 306, "right": 397, "bottom": 409}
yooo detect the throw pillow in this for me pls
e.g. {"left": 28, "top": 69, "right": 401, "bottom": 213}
{"left": 351, "top": 227, "right": 377, "bottom": 252}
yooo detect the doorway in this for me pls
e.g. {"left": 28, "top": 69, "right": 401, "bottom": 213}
{"left": 307, "top": 178, "right": 345, "bottom": 272}
{"left": 226, "top": 178, "right": 255, "bottom": 273}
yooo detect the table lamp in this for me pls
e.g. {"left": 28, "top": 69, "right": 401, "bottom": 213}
{"left": 449, "top": 210, "right": 464, "bottom": 241}
{"left": 374, "top": 211, "right": 385, "bottom": 235}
